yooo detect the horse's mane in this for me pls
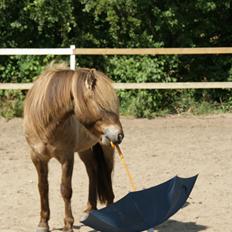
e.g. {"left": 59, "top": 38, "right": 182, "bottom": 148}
{"left": 24, "top": 63, "right": 119, "bottom": 140}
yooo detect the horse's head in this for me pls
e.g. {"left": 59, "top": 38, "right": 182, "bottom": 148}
{"left": 72, "top": 68, "right": 124, "bottom": 145}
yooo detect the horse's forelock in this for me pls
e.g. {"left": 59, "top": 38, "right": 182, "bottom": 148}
{"left": 71, "top": 69, "right": 119, "bottom": 124}
{"left": 93, "top": 70, "right": 119, "bottom": 114}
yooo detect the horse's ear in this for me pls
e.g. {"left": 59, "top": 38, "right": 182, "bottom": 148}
{"left": 85, "top": 69, "right": 96, "bottom": 90}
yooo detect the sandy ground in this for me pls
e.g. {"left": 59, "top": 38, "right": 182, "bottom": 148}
{"left": 0, "top": 114, "right": 232, "bottom": 232}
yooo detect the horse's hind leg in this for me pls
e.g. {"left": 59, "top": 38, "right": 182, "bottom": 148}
{"left": 31, "top": 152, "right": 50, "bottom": 232}
{"left": 79, "top": 149, "right": 97, "bottom": 212}
{"left": 100, "top": 144, "right": 115, "bottom": 205}
{"left": 79, "top": 143, "right": 115, "bottom": 212}
{"left": 58, "top": 155, "right": 74, "bottom": 232}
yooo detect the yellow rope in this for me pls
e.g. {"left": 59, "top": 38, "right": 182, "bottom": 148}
{"left": 111, "top": 142, "right": 137, "bottom": 191}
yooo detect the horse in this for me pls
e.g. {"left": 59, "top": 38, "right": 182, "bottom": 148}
{"left": 23, "top": 63, "right": 124, "bottom": 232}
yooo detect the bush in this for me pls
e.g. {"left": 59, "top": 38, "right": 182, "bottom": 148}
{"left": 0, "top": 90, "right": 25, "bottom": 118}
{"left": 106, "top": 55, "right": 179, "bottom": 117}
{"left": 0, "top": 55, "right": 57, "bottom": 118}
{"left": 1, "top": 55, "right": 232, "bottom": 118}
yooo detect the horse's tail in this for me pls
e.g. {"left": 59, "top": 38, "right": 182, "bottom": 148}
{"left": 92, "top": 143, "right": 114, "bottom": 204}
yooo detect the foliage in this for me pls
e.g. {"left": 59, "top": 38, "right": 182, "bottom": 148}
{"left": 0, "top": 0, "right": 232, "bottom": 118}
{"left": 0, "top": 90, "right": 24, "bottom": 118}
{"left": 0, "top": 56, "right": 52, "bottom": 83}
{"left": 106, "top": 55, "right": 179, "bottom": 117}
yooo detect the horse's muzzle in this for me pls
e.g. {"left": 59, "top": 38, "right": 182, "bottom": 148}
{"left": 104, "top": 127, "right": 124, "bottom": 144}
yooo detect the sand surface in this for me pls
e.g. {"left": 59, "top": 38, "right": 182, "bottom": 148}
{"left": 0, "top": 114, "right": 232, "bottom": 232}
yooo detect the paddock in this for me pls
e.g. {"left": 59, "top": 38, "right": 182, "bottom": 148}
{"left": 0, "top": 114, "right": 231, "bottom": 232}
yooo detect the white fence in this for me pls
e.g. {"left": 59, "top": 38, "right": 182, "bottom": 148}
{"left": 0, "top": 46, "right": 232, "bottom": 90}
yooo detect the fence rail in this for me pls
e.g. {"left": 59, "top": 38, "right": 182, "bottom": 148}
{"left": 0, "top": 48, "right": 72, "bottom": 55}
{"left": 2, "top": 82, "right": 232, "bottom": 90}
{"left": 0, "top": 46, "right": 232, "bottom": 90}
{"left": 1, "top": 47, "right": 232, "bottom": 55}
{"left": 74, "top": 47, "right": 232, "bottom": 55}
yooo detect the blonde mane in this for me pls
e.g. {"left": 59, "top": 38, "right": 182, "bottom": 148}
{"left": 24, "top": 63, "right": 119, "bottom": 141}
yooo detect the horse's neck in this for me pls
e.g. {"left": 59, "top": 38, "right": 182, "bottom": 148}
{"left": 46, "top": 113, "right": 97, "bottom": 153}
{"left": 71, "top": 117, "right": 99, "bottom": 152}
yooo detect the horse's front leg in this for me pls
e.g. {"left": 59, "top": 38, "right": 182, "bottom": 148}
{"left": 59, "top": 155, "right": 74, "bottom": 232}
{"left": 31, "top": 152, "right": 50, "bottom": 232}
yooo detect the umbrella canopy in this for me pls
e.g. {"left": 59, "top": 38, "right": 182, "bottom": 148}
{"left": 81, "top": 175, "right": 198, "bottom": 232}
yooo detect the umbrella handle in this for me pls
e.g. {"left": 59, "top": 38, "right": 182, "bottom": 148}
{"left": 111, "top": 143, "right": 155, "bottom": 232}
{"left": 111, "top": 142, "right": 137, "bottom": 192}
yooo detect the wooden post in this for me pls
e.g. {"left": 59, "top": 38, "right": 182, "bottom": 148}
{"left": 70, "top": 45, "right": 76, "bottom": 70}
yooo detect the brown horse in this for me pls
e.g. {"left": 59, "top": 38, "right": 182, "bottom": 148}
{"left": 23, "top": 63, "right": 124, "bottom": 232}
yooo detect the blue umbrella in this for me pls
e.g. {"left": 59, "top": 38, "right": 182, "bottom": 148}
{"left": 81, "top": 144, "right": 198, "bottom": 232}
{"left": 81, "top": 175, "right": 197, "bottom": 232}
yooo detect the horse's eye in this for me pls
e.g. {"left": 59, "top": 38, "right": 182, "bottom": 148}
{"left": 84, "top": 121, "right": 96, "bottom": 129}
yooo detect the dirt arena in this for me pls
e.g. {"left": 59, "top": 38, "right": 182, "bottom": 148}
{"left": 0, "top": 114, "right": 232, "bottom": 232}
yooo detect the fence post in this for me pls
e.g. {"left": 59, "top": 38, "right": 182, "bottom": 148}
{"left": 70, "top": 45, "right": 76, "bottom": 70}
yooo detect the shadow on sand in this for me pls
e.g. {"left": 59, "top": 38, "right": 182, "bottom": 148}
{"left": 155, "top": 219, "right": 208, "bottom": 232}
{"left": 51, "top": 225, "right": 83, "bottom": 231}
{"left": 51, "top": 208, "right": 207, "bottom": 232}
{"left": 66, "top": 220, "right": 208, "bottom": 232}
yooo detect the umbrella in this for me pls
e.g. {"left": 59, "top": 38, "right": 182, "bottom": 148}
{"left": 81, "top": 144, "right": 198, "bottom": 232}
{"left": 81, "top": 175, "right": 197, "bottom": 232}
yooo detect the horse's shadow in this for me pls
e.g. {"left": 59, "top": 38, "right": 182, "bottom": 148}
{"left": 155, "top": 219, "right": 208, "bottom": 231}
{"left": 51, "top": 225, "right": 96, "bottom": 231}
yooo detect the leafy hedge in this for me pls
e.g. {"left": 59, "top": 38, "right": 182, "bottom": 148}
{"left": 1, "top": 55, "right": 232, "bottom": 118}
{"left": 106, "top": 55, "right": 178, "bottom": 117}
{"left": 0, "top": 0, "right": 232, "bottom": 118}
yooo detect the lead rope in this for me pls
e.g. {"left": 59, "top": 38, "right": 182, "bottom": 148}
{"left": 111, "top": 142, "right": 136, "bottom": 191}
{"left": 111, "top": 142, "right": 155, "bottom": 232}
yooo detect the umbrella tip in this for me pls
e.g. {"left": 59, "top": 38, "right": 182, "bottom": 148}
{"left": 80, "top": 212, "right": 90, "bottom": 223}
{"left": 147, "top": 228, "right": 155, "bottom": 232}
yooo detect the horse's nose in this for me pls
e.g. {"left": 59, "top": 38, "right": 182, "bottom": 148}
{"left": 105, "top": 127, "right": 124, "bottom": 144}
{"left": 117, "top": 133, "right": 124, "bottom": 144}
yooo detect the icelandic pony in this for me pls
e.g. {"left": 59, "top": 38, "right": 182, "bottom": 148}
{"left": 23, "top": 64, "right": 124, "bottom": 232}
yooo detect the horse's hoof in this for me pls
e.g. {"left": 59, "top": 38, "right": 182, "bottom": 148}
{"left": 36, "top": 226, "right": 49, "bottom": 232}
{"left": 63, "top": 228, "right": 73, "bottom": 232}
